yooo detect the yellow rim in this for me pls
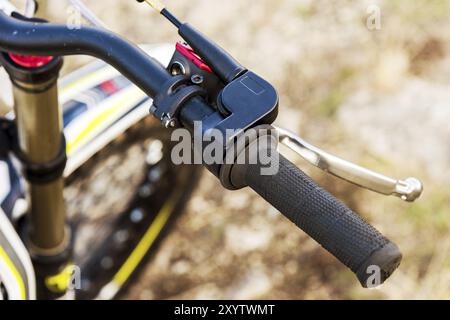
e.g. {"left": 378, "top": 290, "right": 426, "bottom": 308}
{"left": 112, "top": 199, "right": 176, "bottom": 286}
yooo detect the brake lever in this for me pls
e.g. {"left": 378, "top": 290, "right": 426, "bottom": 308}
{"left": 275, "top": 126, "right": 423, "bottom": 202}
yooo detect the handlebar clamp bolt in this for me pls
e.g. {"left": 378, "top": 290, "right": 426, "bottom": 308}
{"left": 162, "top": 115, "right": 177, "bottom": 128}
{"left": 191, "top": 74, "right": 204, "bottom": 85}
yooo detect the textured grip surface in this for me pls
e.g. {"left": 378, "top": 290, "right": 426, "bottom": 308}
{"left": 244, "top": 154, "right": 402, "bottom": 287}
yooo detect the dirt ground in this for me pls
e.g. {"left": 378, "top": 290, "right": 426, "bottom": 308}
{"left": 20, "top": 0, "right": 450, "bottom": 299}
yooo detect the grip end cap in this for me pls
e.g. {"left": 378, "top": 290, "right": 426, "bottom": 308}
{"left": 356, "top": 242, "right": 402, "bottom": 288}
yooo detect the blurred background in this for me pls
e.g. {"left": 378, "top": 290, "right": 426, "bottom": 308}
{"left": 6, "top": 0, "right": 450, "bottom": 299}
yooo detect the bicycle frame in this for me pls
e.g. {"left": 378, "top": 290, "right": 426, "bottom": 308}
{"left": 0, "top": 206, "right": 36, "bottom": 299}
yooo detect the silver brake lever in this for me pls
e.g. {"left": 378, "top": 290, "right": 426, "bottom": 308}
{"left": 275, "top": 126, "right": 423, "bottom": 202}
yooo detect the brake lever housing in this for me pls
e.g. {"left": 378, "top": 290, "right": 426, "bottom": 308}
{"left": 214, "top": 71, "right": 278, "bottom": 141}
{"left": 154, "top": 44, "right": 279, "bottom": 141}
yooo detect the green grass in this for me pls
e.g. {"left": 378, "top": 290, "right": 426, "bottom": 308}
{"left": 296, "top": 4, "right": 316, "bottom": 19}
{"left": 314, "top": 67, "right": 355, "bottom": 118}
{"left": 387, "top": 0, "right": 450, "bottom": 23}
{"left": 316, "top": 89, "right": 346, "bottom": 117}
{"left": 406, "top": 190, "right": 450, "bottom": 234}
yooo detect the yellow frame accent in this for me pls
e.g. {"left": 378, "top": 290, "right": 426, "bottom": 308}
{"left": 0, "top": 245, "right": 26, "bottom": 300}
{"left": 66, "top": 88, "right": 141, "bottom": 154}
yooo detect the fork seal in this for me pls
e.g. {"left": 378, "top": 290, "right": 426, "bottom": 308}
{"left": 15, "top": 136, "right": 67, "bottom": 185}
{"left": 0, "top": 52, "right": 62, "bottom": 89}
{"left": 0, "top": 118, "right": 66, "bottom": 184}
{"left": 5, "top": 120, "right": 67, "bottom": 184}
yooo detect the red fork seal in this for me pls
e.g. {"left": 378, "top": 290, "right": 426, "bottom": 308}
{"left": 0, "top": 52, "right": 63, "bottom": 86}
{"left": 8, "top": 54, "right": 54, "bottom": 68}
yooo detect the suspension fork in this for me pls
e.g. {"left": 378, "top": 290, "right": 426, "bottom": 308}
{"left": 0, "top": 53, "right": 72, "bottom": 299}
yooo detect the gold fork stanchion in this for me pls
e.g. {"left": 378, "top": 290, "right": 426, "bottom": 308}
{"left": 0, "top": 52, "right": 72, "bottom": 299}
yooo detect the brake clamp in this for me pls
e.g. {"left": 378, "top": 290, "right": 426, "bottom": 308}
{"left": 150, "top": 76, "right": 206, "bottom": 128}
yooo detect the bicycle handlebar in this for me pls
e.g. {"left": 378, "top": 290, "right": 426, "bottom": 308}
{"left": 0, "top": 12, "right": 171, "bottom": 98}
{"left": 0, "top": 11, "right": 402, "bottom": 287}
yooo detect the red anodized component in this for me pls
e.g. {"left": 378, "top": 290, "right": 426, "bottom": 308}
{"left": 8, "top": 53, "right": 54, "bottom": 68}
{"left": 175, "top": 42, "right": 213, "bottom": 73}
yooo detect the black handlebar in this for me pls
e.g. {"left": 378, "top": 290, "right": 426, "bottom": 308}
{"left": 241, "top": 153, "right": 402, "bottom": 287}
{"left": 0, "top": 12, "right": 171, "bottom": 98}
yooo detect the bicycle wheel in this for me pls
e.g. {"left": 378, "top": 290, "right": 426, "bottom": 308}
{"left": 64, "top": 116, "right": 201, "bottom": 300}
